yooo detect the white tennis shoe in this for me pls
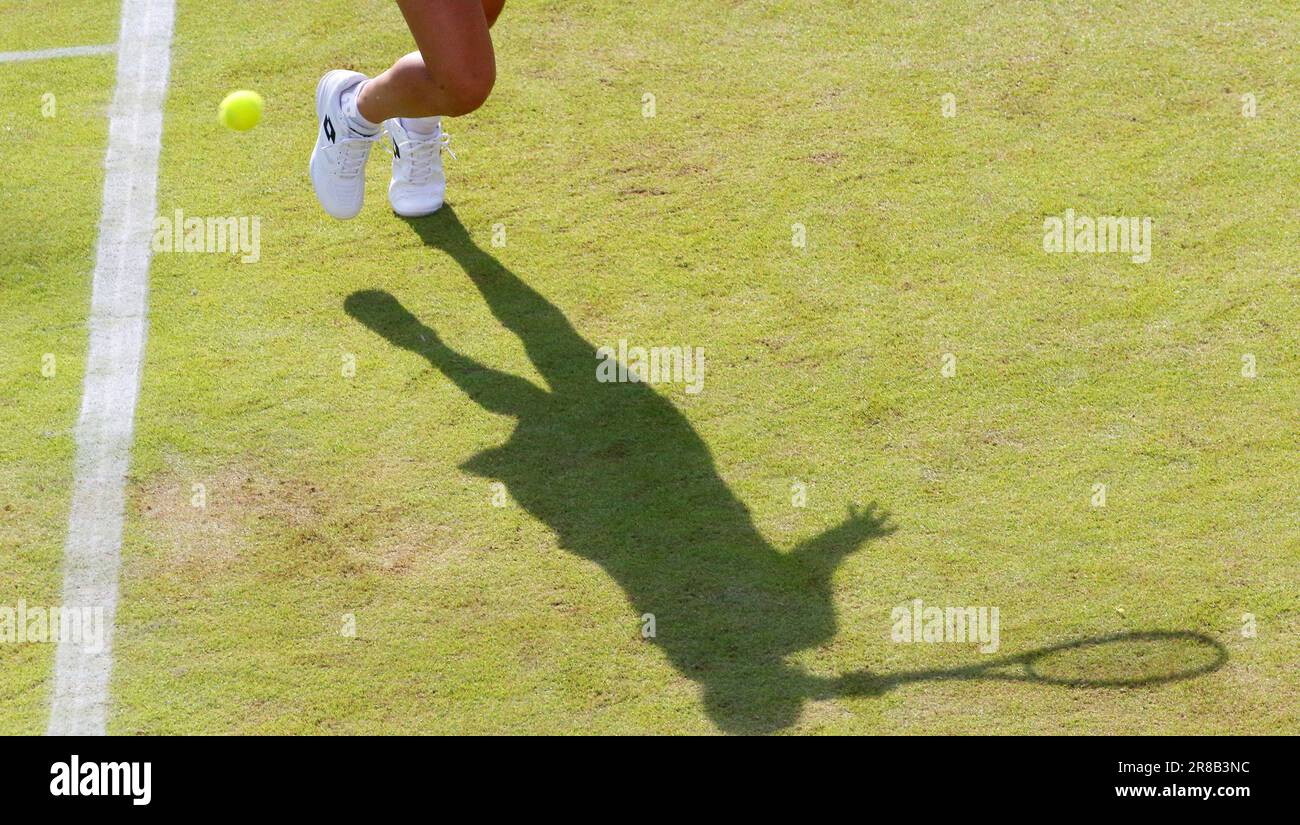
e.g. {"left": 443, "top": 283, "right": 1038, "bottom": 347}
{"left": 385, "top": 117, "right": 455, "bottom": 217}
{"left": 309, "top": 70, "right": 380, "bottom": 220}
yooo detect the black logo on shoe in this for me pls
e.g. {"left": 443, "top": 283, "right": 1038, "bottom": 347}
{"left": 323, "top": 116, "right": 336, "bottom": 144}
{"left": 392, "top": 138, "right": 400, "bottom": 158}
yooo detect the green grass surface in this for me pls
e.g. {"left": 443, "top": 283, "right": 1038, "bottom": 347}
{"left": 0, "top": 42, "right": 117, "bottom": 734}
{"left": 0, "top": 0, "right": 121, "bottom": 52}
{"left": 4, "top": 0, "right": 1298, "bottom": 734}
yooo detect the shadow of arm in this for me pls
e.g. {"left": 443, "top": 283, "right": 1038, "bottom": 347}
{"left": 345, "top": 289, "right": 548, "bottom": 417}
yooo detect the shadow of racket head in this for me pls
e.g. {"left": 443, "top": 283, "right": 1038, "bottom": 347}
{"left": 1016, "top": 630, "right": 1227, "bottom": 687}
{"left": 823, "top": 630, "right": 1228, "bottom": 698}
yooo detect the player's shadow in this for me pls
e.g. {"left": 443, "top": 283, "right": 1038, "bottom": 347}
{"left": 345, "top": 207, "right": 1226, "bottom": 733}
{"left": 347, "top": 207, "right": 894, "bottom": 733}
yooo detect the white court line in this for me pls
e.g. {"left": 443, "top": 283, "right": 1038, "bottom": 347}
{"left": 0, "top": 44, "right": 117, "bottom": 63}
{"left": 47, "top": 0, "right": 176, "bottom": 737}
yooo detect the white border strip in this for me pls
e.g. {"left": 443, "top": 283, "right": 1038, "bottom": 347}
{"left": 47, "top": 0, "right": 176, "bottom": 737}
{"left": 0, "top": 44, "right": 117, "bottom": 64}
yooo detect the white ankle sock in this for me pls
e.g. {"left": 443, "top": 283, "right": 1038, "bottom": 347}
{"left": 401, "top": 116, "right": 440, "bottom": 135}
{"left": 341, "top": 81, "right": 380, "bottom": 136}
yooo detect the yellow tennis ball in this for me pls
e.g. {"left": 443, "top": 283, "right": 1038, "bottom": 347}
{"left": 219, "top": 90, "right": 264, "bottom": 131}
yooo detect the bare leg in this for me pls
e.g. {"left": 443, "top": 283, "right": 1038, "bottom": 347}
{"left": 357, "top": 0, "right": 502, "bottom": 121}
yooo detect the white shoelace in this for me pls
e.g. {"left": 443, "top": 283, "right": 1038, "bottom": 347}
{"left": 335, "top": 136, "right": 375, "bottom": 179}
{"left": 393, "top": 130, "right": 455, "bottom": 185}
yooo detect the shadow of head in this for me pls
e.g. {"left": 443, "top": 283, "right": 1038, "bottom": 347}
{"left": 344, "top": 208, "right": 1224, "bottom": 734}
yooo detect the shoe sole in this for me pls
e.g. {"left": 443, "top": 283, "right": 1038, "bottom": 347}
{"left": 390, "top": 198, "right": 445, "bottom": 218}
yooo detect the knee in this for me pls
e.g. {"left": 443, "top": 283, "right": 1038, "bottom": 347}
{"left": 435, "top": 62, "right": 495, "bottom": 117}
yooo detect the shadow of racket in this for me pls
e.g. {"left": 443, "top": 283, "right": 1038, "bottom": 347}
{"left": 815, "top": 630, "right": 1228, "bottom": 698}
